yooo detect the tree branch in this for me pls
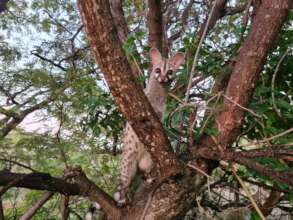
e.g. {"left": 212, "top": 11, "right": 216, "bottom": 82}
{"left": 243, "top": 178, "right": 291, "bottom": 193}
{"left": 233, "top": 147, "right": 293, "bottom": 158}
{"left": 168, "top": 0, "right": 195, "bottom": 43}
{"left": 109, "top": 0, "right": 142, "bottom": 77}
{"left": 0, "top": 168, "right": 121, "bottom": 219}
{"left": 0, "top": 157, "right": 37, "bottom": 172}
{"left": 0, "top": 88, "right": 66, "bottom": 138}
{"left": 65, "top": 167, "right": 121, "bottom": 219}
{"left": 0, "top": 170, "right": 80, "bottom": 194}
{"left": 31, "top": 51, "right": 67, "bottom": 71}
{"left": 0, "top": 97, "right": 51, "bottom": 138}
{"left": 60, "top": 195, "right": 70, "bottom": 220}
{"left": 148, "top": 0, "right": 167, "bottom": 55}
{"left": 234, "top": 157, "right": 293, "bottom": 186}
{"left": 195, "top": 0, "right": 290, "bottom": 153}
{"left": 20, "top": 192, "right": 54, "bottom": 220}
{"left": 197, "top": 0, "right": 228, "bottom": 39}
{"left": 109, "top": 0, "right": 128, "bottom": 43}
{"left": 225, "top": 4, "right": 247, "bottom": 16}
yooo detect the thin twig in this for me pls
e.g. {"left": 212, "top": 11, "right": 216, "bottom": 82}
{"left": 198, "top": 92, "right": 222, "bottom": 136}
{"left": 185, "top": 0, "right": 218, "bottom": 103}
{"left": 187, "top": 163, "right": 212, "bottom": 198}
{"left": 0, "top": 158, "right": 38, "bottom": 173}
{"left": 238, "top": 127, "right": 293, "bottom": 148}
{"left": 271, "top": 48, "right": 290, "bottom": 118}
{"left": 223, "top": 94, "right": 262, "bottom": 118}
{"left": 139, "top": 188, "right": 155, "bottom": 220}
{"left": 167, "top": 103, "right": 198, "bottom": 137}
{"left": 174, "top": 1, "right": 219, "bottom": 151}
{"left": 187, "top": 163, "right": 211, "bottom": 178}
{"left": 168, "top": 92, "right": 184, "bottom": 104}
{"left": 239, "top": 0, "right": 252, "bottom": 42}
{"left": 130, "top": 54, "right": 144, "bottom": 76}
{"left": 231, "top": 164, "right": 266, "bottom": 220}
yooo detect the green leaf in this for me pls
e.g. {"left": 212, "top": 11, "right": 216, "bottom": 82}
{"left": 251, "top": 212, "right": 262, "bottom": 220}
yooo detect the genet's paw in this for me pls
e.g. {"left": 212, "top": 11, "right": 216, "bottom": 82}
{"left": 113, "top": 186, "right": 127, "bottom": 206}
{"left": 146, "top": 177, "right": 155, "bottom": 184}
{"left": 113, "top": 191, "right": 121, "bottom": 202}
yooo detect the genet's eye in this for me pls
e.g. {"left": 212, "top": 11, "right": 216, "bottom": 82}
{"left": 167, "top": 70, "right": 173, "bottom": 75}
{"left": 155, "top": 68, "right": 161, "bottom": 73}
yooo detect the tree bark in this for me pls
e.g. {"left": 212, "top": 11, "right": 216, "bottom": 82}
{"left": 109, "top": 0, "right": 128, "bottom": 43}
{"left": 60, "top": 196, "right": 70, "bottom": 220}
{"left": 148, "top": 0, "right": 167, "bottom": 55}
{"left": 124, "top": 173, "right": 206, "bottom": 219}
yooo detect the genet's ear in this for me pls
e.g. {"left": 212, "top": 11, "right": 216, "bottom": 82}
{"left": 169, "top": 52, "right": 185, "bottom": 69}
{"left": 149, "top": 48, "right": 162, "bottom": 65}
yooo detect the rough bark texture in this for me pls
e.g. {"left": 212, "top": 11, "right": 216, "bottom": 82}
{"left": 124, "top": 173, "right": 206, "bottom": 220}
{"left": 148, "top": 0, "right": 168, "bottom": 56}
{"left": 60, "top": 196, "right": 70, "bottom": 220}
{"left": 195, "top": 0, "right": 290, "bottom": 154}
{"left": 109, "top": 0, "right": 128, "bottom": 43}
{"left": 77, "top": 0, "right": 181, "bottom": 179}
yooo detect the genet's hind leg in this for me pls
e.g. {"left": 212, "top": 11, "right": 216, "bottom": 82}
{"left": 114, "top": 157, "right": 137, "bottom": 205}
{"left": 138, "top": 150, "right": 154, "bottom": 183}
{"left": 114, "top": 124, "right": 139, "bottom": 205}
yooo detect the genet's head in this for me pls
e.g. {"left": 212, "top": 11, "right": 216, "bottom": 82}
{"left": 149, "top": 48, "right": 185, "bottom": 84}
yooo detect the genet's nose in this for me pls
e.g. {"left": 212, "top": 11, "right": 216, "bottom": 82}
{"left": 160, "top": 75, "right": 168, "bottom": 82}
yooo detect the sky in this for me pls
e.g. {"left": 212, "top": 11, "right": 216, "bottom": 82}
{"left": 19, "top": 110, "right": 59, "bottom": 134}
